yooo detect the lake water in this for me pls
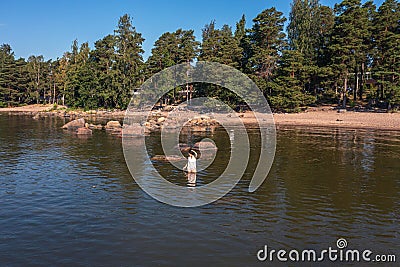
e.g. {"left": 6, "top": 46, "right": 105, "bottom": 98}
{"left": 0, "top": 114, "right": 399, "bottom": 266}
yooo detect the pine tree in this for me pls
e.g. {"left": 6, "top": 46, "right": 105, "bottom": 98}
{"left": 91, "top": 34, "right": 117, "bottom": 108}
{"left": 54, "top": 53, "right": 69, "bottom": 106}
{"left": 329, "top": 0, "right": 373, "bottom": 106}
{"left": 114, "top": 14, "right": 145, "bottom": 109}
{"left": 372, "top": 0, "right": 400, "bottom": 108}
{"left": 234, "top": 14, "right": 246, "bottom": 42}
{"left": 14, "top": 57, "right": 29, "bottom": 104}
{"left": 199, "top": 21, "right": 243, "bottom": 68}
{"left": 26, "top": 55, "right": 45, "bottom": 104}
{"left": 197, "top": 21, "right": 244, "bottom": 106}
{"left": 287, "top": 0, "right": 321, "bottom": 65}
{"left": 248, "top": 8, "right": 286, "bottom": 81}
{"left": 245, "top": 7, "right": 287, "bottom": 109}
{"left": 65, "top": 41, "right": 100, "bottom": 109}
{"left": 287, "top": 0, "right": 335, "bottom": 100}
{"left": 313, "top": 5, "right": 336, "bottom": 102}
{"left": 234, "top": 15, "right": 252, "bottom": 72}
{"left": 270, "top": 49, "right": 316, "bottom": 111}
{"left": 146, "top": 29, "right": 199, "bottom": 74}
{"left": 146, "top": 29, "right": 199, "bottom": 103}
{"left": 0, "top": 44, "right": 17, "bottom": 107}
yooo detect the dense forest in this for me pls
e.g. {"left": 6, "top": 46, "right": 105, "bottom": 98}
{"left": 0, "top": 0, "right": 399, "bottom": 111}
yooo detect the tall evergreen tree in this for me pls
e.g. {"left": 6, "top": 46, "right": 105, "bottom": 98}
{"left": 198, "top": 21, "right": 244, "bottom": 106}
{"left": 234, "top": 15, "right": 246, "bottom": 42}
{"left": 0, "top": 44, "right": 17, "bottom": 107}
{"left": 271, "top": 49, "right": 316, "bottom": 110}
{"left": 54, "top": 53, "right": 69, "bottom": 106}
{"left": 65, "top": 43, "right": 80, "bottom": 106}
{"left": 114, "top": 14, "right": 145, "bottom": 109}
{"left": 234, "top": 15, "right": 252, "bottom": 72}
{"left": 287, "top": 0, "right": 321, "bottom": 64}
{"left": 91, "top": 34, "right": 117, "bottom": 108}
{"left": 199, "top": 21, "right": 243, "bottom": 68}
{"left": 314, "top": 5, "right": 335, "bottom": 101}
{"left": 372, "top": 0, "right": 400, "bottom": 107}
{"left": 287, "top": 0, "right": 335, "bottom": 99}
{"left": 246, "top": 7, "right": 286, "bottom": 106}
{"left": 248, "top": 8, "right": 286, "bottom": 82}
{"left": 14, "top": 57, "right": 29, "bottom": 104}
{"left": 147, "top": 29, "right": 199, "bottom": 74}
{"left": 146, "top": 29, "right": 199, "bottom": 103}
{"left": 329, "top": 0, "right": 373, "bottom": 106}
{"left": 26, "top": 55, "right": 45, "bottom": 104}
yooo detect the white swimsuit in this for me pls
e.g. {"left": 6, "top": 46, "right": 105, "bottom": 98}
{"left": 187, "top": 156, "right": 197, "bottom": 172}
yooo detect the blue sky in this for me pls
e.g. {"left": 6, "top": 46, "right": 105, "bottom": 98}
{"left": 0, "top": 0, "right": 384, "bottom": 61}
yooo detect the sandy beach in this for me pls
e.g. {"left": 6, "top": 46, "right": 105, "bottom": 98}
{"left": 273, "top": 109, "right": 400, "bottom": 131}
{"left": 1, "top": 104, "right": 399, "bottom": 131}
{"left": 0, "top": 104, "right": 56, "bottom": 112}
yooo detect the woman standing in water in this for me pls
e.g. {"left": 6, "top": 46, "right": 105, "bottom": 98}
{"left": 184, "top": 150, "right": 197, "bottom": 173}
{"left": 184, "top": 150, "right": 197, "bottom": 186}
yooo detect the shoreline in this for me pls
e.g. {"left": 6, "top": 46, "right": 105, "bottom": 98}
{"left": 273, "top": 110, "right": 400, "bottom": 132}
{"left": 1, "top": 104, "right": 400, "bottom": 131}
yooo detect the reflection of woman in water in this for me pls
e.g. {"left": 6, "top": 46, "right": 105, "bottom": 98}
{"left": 184, "top": 150, "right": 197, "bottom": 186}
{"left": 187, "top": 172, "right": 197, "bottom": 187}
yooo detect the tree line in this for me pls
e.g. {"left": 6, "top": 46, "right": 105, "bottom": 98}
{"left": 0, "top": 0, "right": 399, "bottom": 111}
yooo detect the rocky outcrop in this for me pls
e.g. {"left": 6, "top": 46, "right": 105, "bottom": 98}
{"left": 186, "top": 116, "right": 218, "bottom": 133}
{"left": 105, "top": 120, "right": 122, "bottom": 129}
{"left": 143, "top": 120, "right": 161, "bottom": 133}
{"left": 188, "top": 116, "right": 218, "bottom": 127}
{"left": 122, "top": 123, "right": 144, "bottom": 137}
{"left": 157, "top": 117, "right": 166, "bottom": 123}
{"left": 193, "top": 141, "right": 218, "bottom": 150}
{"left": 193, "top": 141, "right": 218, "bottom": 159}
{"left": 142, "top": 115, "right": 219, "bottom": 133}
{"left": 105, "top": 120, "right": 122, "bottom": 136}
{"left": 162, "top": 118, "right": 179, "bottom": 130}
{"left": 61, "top": 115, "right": 220, "bottom": 138}
{"left": 88, "top": 124, "right": 103, "bottom": 130}
{"left": 62, "top": 118, "right": 85, "bottom": 130}
{"left": 141, "top": 116, "right": 176, "bottom": 132}
{"left": 76, "top": 127, "right": 92, "bottom": 135}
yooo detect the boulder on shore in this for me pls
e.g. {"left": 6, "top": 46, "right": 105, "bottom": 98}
{"left": 62, "top": 118, "right": 85, "bottom": 130}
{"left": 162, "top": 118, "right": 179, "bottom": 129}
{"left": 105, "top": 120, "right": 122, "bottom": 129}
{"left": 193, "top": 141, "right": 218, "bottom": 151}
{"left": 76, "top": 127, "right": 92, "bottom": 135}
{"left": 187, "top": 116, "right": 219, "bottom": 127}
{"left": 193, "top": 141, "right": 218, "bottom": 159}
{"left": 157, "top": 117, "right": 166, "bottom": 123}
{"left": 122, "top": 123, "right": 144, "bottom": 137}
{"left": 88, "top": 123, "right": 103, "bottom": 130}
